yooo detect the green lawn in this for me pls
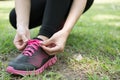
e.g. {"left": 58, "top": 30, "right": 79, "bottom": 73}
{"left": 0, "top": 0, "right": 120, "bottom": 80}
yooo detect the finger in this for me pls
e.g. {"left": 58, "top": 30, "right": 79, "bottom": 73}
{"left": 41, "top": 45, "right": 61, "bottom": 54}
{"left": 19, "top": 43, "right": 27, "bottom": 51}
{"left": 14, "top": 41, "right": 27, "bottom": 51}
{"left": 41, "top": 46, "right": 55, "bottom": 55}
{"left": 22, "top": 35, "right": 29, "bottom": 43}
{"left": 42, "top": 39, "right": 53, "bottom": 46}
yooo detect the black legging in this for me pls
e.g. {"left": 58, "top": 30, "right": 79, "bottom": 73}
{"left": 9, "top": 0, "right": 94, "bottom": 38}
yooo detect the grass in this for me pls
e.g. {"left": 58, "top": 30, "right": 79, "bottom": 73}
{"left": 0, "top": 0, "right": 120, "bottom": 80}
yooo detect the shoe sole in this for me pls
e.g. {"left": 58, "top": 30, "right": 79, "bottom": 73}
{"left": 6, "top": 56, "right": 57, "bottom": 76}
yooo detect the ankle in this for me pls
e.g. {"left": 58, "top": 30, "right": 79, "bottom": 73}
{"left": 37, "top": 35, "right": 49, "bottom": 41}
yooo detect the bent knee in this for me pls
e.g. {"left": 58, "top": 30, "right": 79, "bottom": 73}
{"left": 9, "top": 8, "right": 17, "bottom": 29}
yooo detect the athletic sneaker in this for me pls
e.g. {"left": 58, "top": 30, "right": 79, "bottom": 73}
{"left": 6, "top": 38, "right": 57, "bottom": 76}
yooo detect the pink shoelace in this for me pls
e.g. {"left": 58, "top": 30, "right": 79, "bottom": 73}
{"left": 22, "top": 39, "right": 42, "bottom": 56}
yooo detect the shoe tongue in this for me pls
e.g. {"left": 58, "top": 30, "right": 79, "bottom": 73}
{"left": 27, "top": 39, "right": 39, "bottom": 45}
{"left": 27, "top": 38, "right": 44, "bottom": 46}
{"left": 33, "top": 38, "right": 43, "bottom": 41}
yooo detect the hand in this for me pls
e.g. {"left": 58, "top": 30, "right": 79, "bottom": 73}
{"left": 14, "top": 27, "right": 30, "bottom": 51}
{"left": 41, "top": 30, "right": 69, "bottom": 55}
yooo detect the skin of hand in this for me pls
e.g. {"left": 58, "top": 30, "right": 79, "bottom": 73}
{"left": 14, "top": 0, "right": 31, "bottom": 50}
{"left": 41, "top": 30, "right": 69, "bottom": 55}
{"left": 41, "top": 0, "right": 87, "bottom": 55}
{"left": 14, "top": 27, "right": 30, "bottom": 51}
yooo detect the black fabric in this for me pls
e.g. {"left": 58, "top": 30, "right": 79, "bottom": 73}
{"left": 9, "top": 0, "right": 94, "bottom": 38}
{"left": 83, "top": 0, "right": 94, "bottom": 13}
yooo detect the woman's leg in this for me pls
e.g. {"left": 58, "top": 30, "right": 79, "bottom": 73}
{"left": 38, "top": 0, "right": 94, "bottom": 38}
{"left": 9, "top": 0, "right": 94, "bottom": 38}
{"left": 38, "top": 0, "right": 73, "bottom": 38}
{"left": 83, "top": 0, "right": 94, "bottom": 13}
{"left": 9, "top": 0, "right": 46, "bottom": 29}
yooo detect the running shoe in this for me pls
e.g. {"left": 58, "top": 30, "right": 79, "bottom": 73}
{"left": 6, "top": 38, "right": 57, "bottom": 76}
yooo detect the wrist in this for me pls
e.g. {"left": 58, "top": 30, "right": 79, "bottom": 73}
{"left": 60, "top": 29, "right": 70, "bottom": 38}
{"left": 17, "top": 24, "right": 28, "bottom": 29}
{"left": 17, "top": 24, "right": 29, "bottom": 29}
{"left": 16, "top": 26, "right": 29, "bottom": 34}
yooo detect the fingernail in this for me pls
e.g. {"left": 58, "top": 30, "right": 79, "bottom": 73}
{"left": 39, "top": 41, "right": 43, "bottom": 45}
